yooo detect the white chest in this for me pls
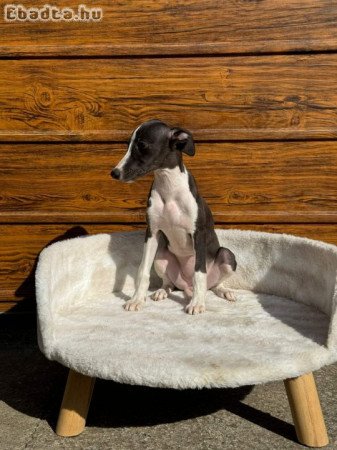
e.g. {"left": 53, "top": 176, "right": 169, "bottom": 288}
{"left": 148, "top": 167, "right": 198, "bottom": 256}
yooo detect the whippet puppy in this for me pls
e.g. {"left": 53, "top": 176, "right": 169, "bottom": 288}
{"left": 111, "top": 119, "right": 237, "bottom": 314}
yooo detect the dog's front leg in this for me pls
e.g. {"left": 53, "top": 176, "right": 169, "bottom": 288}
{"left": 186, "top": 230, "right": 207, "bottom": 315}
{"left": 124, "top": 230, "right": 158, "bottom": 311}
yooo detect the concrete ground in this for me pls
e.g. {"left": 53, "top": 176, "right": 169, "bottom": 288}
{"left": 1, "top": 314, "right": 336, "bottom": 450}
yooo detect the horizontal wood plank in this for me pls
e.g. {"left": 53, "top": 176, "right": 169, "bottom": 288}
{"left": 1, "top": 142, "right": 337, "bottom": 224}
{"left": 0, "top": 1, "right": 337, "bottom": 56}
{"left": 1, "top": 223, "right": 337, "bottom": 312}
{"left": 1, "top": 55, "right": 337, "bottom": 141}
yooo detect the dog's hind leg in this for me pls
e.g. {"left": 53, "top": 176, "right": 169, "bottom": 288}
{"left": 211, "top": 285, "right": 237, "bottom": 302}
{"left": 152, "top": 247, "right": 175, "bottom": 301}
{"left": 208, "top": 247, "right": 238, "bottom": 301}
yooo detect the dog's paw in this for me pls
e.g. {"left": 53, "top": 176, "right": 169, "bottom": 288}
{"left": 224, "top": 290, "right": 236, "bottom": 302}
{"left": 185, "top": 300, "right": 206, "bottom": 315}
{"left": 124, "top": 298, "right": 145, "bottom": 311}
{"left": 151, "top": 288, "right": 168, "bottom": 301}
{"left": 212, "top": 286, "right": 237, "bottom": 302}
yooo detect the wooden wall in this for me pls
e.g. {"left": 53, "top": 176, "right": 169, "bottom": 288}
{"left": 1, "top": 1, "right": 337, "bottom": 312}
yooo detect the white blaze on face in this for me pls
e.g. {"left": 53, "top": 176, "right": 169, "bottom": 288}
{"left": 115, "top": 125, "right": 141, "bottom": 174}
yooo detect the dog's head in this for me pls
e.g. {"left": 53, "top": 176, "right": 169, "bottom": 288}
{"left": 111, "top": 119, "right": 195, "bottom": 182}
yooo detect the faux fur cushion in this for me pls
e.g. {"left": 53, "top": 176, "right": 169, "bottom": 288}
{"left": 35, "top": 229, "right": 337, "bottom": 389}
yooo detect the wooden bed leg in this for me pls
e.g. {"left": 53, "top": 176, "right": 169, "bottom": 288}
{"left": 284, "top": 372, "right": 329, "bottom": 447}
{"left": 56, "top": 369, "right": 96, "bottom": 437}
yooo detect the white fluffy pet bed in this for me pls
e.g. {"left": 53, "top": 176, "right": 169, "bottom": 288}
{"left": 35, "top": 229, "right": 337, "bottom": 390}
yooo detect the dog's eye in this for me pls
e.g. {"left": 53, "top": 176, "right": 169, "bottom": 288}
{"left": 137, "top": 140, "right": 149, "bottom": 152}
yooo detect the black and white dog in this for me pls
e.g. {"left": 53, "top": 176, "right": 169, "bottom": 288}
{"left": 111, "top": 119, "right": 237, "bottom": 314}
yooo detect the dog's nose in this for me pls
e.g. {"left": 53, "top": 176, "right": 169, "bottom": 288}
{"left": 111, "top": 168, "right": 121, "bottom": 180}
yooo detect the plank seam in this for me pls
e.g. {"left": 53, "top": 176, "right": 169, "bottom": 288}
{"left": 1, "top": 48, "right": 337, "bottom": 60}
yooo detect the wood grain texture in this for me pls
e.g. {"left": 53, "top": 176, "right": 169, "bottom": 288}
{"left": 284, "top": 373, "right": 329, "bottom": 447}
{"left": 2, "top": 2, "right": 337, "bottom": 317}
{"left": 2, "top": 223, "right": 337, "bottom": 312}
{"left": 56, "top": 370, "right": 95, "bottom": 437}
{"left": 1, "top": 1, "right": 337, "bottom": 56}
{"left": 1, "top": 142, "right": 337, "bottom": 223}
{"left": 1, "top": 55, "right": 337, "bottom": 141}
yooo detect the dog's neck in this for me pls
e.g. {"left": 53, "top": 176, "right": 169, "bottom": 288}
{"left": 153, "top": 164, "right": 189, "bottom": 200}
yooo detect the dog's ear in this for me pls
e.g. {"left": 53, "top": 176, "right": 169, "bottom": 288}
{"left": 169, "top": 128, "right": 195, "bottom": 156}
